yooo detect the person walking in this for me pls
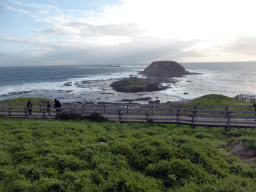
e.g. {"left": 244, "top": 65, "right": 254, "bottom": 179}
{"left": 27, "top": 100, "right": 33, "bottom": 115}
{"left": 54, "top": 98, "right": 61, "bottom": 112}
{"left": 47, "top": 101, "right": 51, "bottom": 115}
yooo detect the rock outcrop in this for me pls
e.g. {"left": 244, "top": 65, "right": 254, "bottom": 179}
{"left": 140, "top": 61, "right": 190, "bottom": 78}
{"left": 110, "top": 77, "right": 170, "bottom": 93}
{"left": 111, "top": 61, "right": 196, "bottom": 93}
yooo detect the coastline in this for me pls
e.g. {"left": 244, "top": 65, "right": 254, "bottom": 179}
{"left": 1, "top": 77, "right": 255, "bottom": 104}
{"left": 0, "top": 78, "right": 185, "bottom": 104}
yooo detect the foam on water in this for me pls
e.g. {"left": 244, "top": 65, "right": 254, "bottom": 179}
{"left": 1, "top": 62, "right": 256, "bottom": 102}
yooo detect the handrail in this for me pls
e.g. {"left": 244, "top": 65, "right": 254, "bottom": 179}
{"left": 1, "top": 103, "right": 256, "bottom": 131}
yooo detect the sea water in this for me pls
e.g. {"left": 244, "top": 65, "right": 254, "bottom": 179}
{"left": 1, "top": 62, "right": 256, "bottom": 102}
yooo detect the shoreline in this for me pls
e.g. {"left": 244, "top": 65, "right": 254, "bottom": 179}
{"left": 0, "top": 78, "right": 186, "bottom": 104}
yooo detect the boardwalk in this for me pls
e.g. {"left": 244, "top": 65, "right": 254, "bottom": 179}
{"left": 1, "top": 103, "right": 256, "bottom": 131}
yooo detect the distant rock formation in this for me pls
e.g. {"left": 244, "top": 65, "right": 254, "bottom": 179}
{"left": 110, "top": 77, "right": 171, "bottom": 93}
{"left": 110, "top": 61, "right": 197, "bottom": 93}
{"left": 140, "top": 61, "right": 190, "bottom": 78}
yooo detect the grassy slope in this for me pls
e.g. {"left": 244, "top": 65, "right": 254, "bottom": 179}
{"left": 0, "top": 97, "right": 55, "bottom": 105}
{"left": 185, "top": 94, "right": 254, "bottom": 106}
{"left": 0, "top": 95, "right": 256, "bottom": 191}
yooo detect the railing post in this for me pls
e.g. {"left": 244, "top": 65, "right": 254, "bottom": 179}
{"left": 24, "top": 108, "right": 28, "bottom": 118}
{"left": 72, "top": 105, "right": 75, "bottom": 113}
{"left": 152, "top": 105, "right": 154, "bottom": 113}
{"left": 42, "top": 108, "right": 45, "bottom": 119}
{"left": 146, "top": 109, "right": 149, "bottom": 121}
{"left": 119, "top": 109, "right": 122, "bottom": 122}
{"left": 226, "top": 111, "right": 231, "bottom": 131}
{"left": 126, "top": 105, "right": 128, "bottom": 113}
{"left": 8, "top": 107, "right": 12, "bottom": 117}
{"left": 191, "top": 110, "right": 195, "bottom": 129}
{"left": 176, "top": 109, "right": 180, "bottom": 126}
{"left": 39, "top": 105, "right": 42, "bottom": 113}
{"left": 104, "top": 105, "right": 106, "bottom": 113}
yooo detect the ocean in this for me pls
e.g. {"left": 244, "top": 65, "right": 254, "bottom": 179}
{"left": 1, "top": 62, "right": 256, "bottom": 104}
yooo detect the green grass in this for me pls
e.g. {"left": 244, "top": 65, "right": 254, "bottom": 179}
{"left": 1, "top": 94, "right": 256, "bottom": 191}
{"left": 165, "top": 95, "right": 255, "bottom": 116}
{"left": 121, "top": 78, "right": 146, "bottom": 89}
{"left": 0, "top": 97, "right": 55, "bottom": 106}
{"left": 185, "top": 94, "right": 254, "bottom": 106}
{"left": 1, "top": 117, "right": 256, "bottom": 191}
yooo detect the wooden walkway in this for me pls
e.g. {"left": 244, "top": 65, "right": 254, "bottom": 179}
{"left": 1, "top": 103, "right": 256, "bottom": 131}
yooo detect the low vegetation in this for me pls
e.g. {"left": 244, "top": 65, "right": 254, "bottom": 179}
{"left": 0, "top": 95, "right": 256, "bottom": 191}
{"left": 0, "top": 97, "right": 55, "bottom": 106}
{"left": 185, "top": 94, "right": 254, "bottom": 107}
{"left": 55, "top": 112, "right": 109, "bottom": 122}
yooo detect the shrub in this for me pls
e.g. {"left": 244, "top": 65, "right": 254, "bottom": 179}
{"left": 55, "top": 113, "right": 83, "bottom": 120}
{"left": 102, "top": 168, "right": 162, "bottom": 192}
{"left": 38, "top": 178, "right": 66, "bottom": 191}
{"left": 145, "top": 159, "right": 210, "bottom": 187}
{"left": 146, "top": 118, "right": 154, "bottom": 125}
{"left": 55, "top": 112, "right": 109, "bottom": 122}
{"left": 86, "top": 112, "right": 109, "bottom": 122}
{"left": 17, "top": 165, "right": 42, "bottom": 181}
{"left": 195, "top": 132, "right": 213, "bottom": 139}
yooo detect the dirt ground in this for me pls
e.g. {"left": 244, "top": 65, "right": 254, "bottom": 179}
{"left": 218, "top": 142, "right": 256, "bottom": 165}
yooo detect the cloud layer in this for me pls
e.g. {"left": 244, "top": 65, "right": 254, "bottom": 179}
{"left": 1, "top": 0, "right": 256, "bottom": 66}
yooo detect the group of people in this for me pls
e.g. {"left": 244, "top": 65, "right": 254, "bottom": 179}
{"left": 26, "top": 98, "right": 61, "bottom": 115}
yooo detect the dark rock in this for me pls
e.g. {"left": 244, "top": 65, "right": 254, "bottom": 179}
{"left": 135, "top": 97, "right": 152, "bottom": 101}
{"left": 149, "top": 100, "right": 160, "bottom": 104}
{"left": 63, "top": 82, "right": 72, "bottom": 86}
{"left": 121, "top": 97, "right": 152, "bottom": 102}
{"left": 184, "top": 92, "right": 188, "bottom": 94}
{"left": 65, "top": 90, "right": 74, "bottom": 93}
{"left": 140, "top": 61, "right": 190, "bottom": 78}
{"left": 101, "top": 93, "right": 114, "bottom": 95}
{"left": 81, "top": 80, "right": 92, "bottom": 84}
{"left": 111, "top": 77, "right": 169, "bottom": 93}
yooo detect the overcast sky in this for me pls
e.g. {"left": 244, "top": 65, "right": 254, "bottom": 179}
{"left": 1, "top": 0, "right": 256, "bottom": 66}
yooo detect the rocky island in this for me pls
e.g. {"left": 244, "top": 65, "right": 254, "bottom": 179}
{"left": 111, "top": 61, "right": 194, "bottom": 93}
{"left": 110, "top": 77, "right": 169, "bottom": 93}
{"left": 140, "top": 61, "right": 190, "bottom": 78}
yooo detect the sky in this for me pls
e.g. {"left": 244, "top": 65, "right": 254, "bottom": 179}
{"left": 1, "top": 0, "right": 256, "bottom": 66}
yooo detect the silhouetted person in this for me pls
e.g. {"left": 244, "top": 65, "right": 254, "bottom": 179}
{"left": 54, "top": 98, "right": 61, "bottom": 112}
{"left": 27, "top": 100, "right": 32, "bottom": 115}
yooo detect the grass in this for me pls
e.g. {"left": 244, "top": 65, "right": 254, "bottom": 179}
{"left": 1, "top": 94, "right": 256, "bottom": 191}
{"left": 0, "top": 97, "right": 55, "bottom": 106}
{"left": 0, "top": 97, "right": 73, "bottom": 112}
{"left": 121, "top": 78, "right": 146, "bottom": 89}
{"left": 164, "top": 95, "right": 255, "bottom": 117}
{"left": 185, "top": 94, "right": 254, "bottom": 106}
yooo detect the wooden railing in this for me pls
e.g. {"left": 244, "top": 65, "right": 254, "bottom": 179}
{"left": 1, "top": 103, "right": 256, "bottom": 131}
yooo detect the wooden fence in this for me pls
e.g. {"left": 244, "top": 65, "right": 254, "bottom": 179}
{"left": 1, "top": 103, "right": 256, "bottom": 131}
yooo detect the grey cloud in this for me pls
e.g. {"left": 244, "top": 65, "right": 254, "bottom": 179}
{"left": 176, "top": 50, "right": 208, "bottom": 58}
{"left": 223, "top": 34, "right": 256, "bottom": 56}
{"left": 40, "top": 22, "right": 146, "bottom": 37}
{"left": 0, "top": 37, "right": 203, "bottom": 66}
